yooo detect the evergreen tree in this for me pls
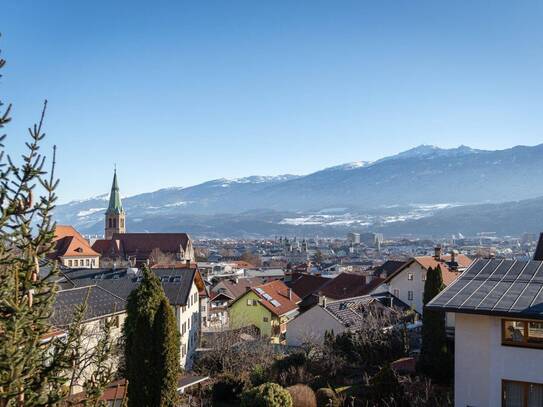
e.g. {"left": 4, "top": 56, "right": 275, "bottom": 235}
{"left": 419, "top": 266, "right": 452, "bottom": 382}
{"left": 124, "top": 267, "right": 180, "bottom": 407}
{"left": 153, "top": 297, "right": 180, "bottom": 407}
{"left": 124, "top": 267, "right": 164, "bottom": 406}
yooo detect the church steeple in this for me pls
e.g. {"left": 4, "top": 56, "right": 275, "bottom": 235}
{"left": 105, "top": 169, "right": 126, "bottom": 239}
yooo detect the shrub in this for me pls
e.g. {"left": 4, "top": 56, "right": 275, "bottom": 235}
{"left": 271, "top": 353, "right": 311, "bottom": 387}
{"left": 287, "top": 384, "right": 317, "bottom": 407}
{"left": 241, "top": 382, "right": 293, "bottom": 407}
{"left": 250, "top": 364, "right": 270, "bottom": 387}
{"left": 315, "top": 388, "right": 340, "bottom": 407}
{"left": 212, "top": 373, "right": 248, "bottom": 403}
{"left": 369, "top": 364, "right": 408, "bottom": 406}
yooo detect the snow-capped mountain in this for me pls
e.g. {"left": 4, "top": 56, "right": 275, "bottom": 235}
{"left": 54, "top": 144, "right": 543, "bottom": 236}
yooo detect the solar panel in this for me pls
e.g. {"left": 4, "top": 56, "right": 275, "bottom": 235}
{"left": 510, "top": 283, "right": 543, "bottom": 312}
{"left": 255, "top": 288, "right": 264, "bottom": 294}
{"left": 270, "top": 299, "right": 281, "bottom": 307}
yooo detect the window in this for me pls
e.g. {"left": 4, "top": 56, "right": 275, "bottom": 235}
{"left": 109, "top": 218, "right": 112, "bottom": 228}
{"left": 503, "top": 380, "right": 543, "bottom": 407}
{"left": 68, "top": 260, "right": 72, "bottom": 267}
{"left": 502, "top": 319, "right": 543, "bottom": 348}
{"left": 182, "top": 322, "right": 186, "bottom": 335}
{"left": 263, "top": 317, "right": 269, "bottom": 323}
{"left": 86, "top": 259, "right": 90, "bottom": 266}
{"left": 408, "top": 291, "right": 414, "bottom": 301}
{"left": 393, "top": 289, "right": 400, "bottom": 297}
{"left": 247, "top": 299, "right": 253, "bottom": 306}
{"left": 422, "top": 273, "right": 426, "bottom": 281}
{"left": 408, "top": 273, "right": 414, "bottom": 281}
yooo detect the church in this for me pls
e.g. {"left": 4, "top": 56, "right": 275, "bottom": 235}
{"left": 92, "top": 170, "right": 195, "bottom": 267}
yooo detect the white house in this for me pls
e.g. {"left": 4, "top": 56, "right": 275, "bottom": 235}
{"left": 427, "top": 258, "right": 543, "bottom": 407}
{"left": 286, "top": 293, "right": 411, "bottom": 347}
{"left": 376, "top": 247, "right": 472, "bottom": 315}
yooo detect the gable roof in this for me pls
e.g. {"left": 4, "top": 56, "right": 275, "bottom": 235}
{"left": 373, "top": 260, "right": 408, "bottom": 278}
{"left": 92, "top": 233, "right": 191, "bottom": 262}
{"left": 426, "top": 258, "right": 543, "bottom": 320}
{"left": 52, "top": 225, "right": 100, "bottom": 258}
{"left": 288, "top": 273, "right": 330, "bottom": 299}
{"left": 318, "top": 272, "right": 383, "bottom": 300}
{"left": 212, "top": 277, "right": 275, "bottom": 300}
{"left": 251, "top": 280, "right": 301, "bottom": 317}
{"left": 382, "top": 254, "right": 472, "bottom": 287}
{"left": 322, "top": 293, "right": 410, "bottom": 330}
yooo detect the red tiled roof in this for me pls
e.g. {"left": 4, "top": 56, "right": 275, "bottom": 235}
{"left": 92, "top": 233, "right": 191, "bottom": 263}
{"left": 252, "top": 280, "right": 301, "bottom": 317}
{"left": 212, "top": 276, "right": 279, "bottom": 300}
{"left": 318, "top": 272, "right": 379, "bottom": 300}
{"left": 289, "top": 273, "right": 330, "bottom": 299}
{"left": 52, "top": 225, "right": 100, "bottom": 258}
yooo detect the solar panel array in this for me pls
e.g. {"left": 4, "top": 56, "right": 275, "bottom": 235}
{"left": 427, "top": 258, "right": 543, "bottom": 319}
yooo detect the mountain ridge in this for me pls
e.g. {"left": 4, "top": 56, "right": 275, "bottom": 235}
{"left": 54, "top": 143, "right": 543, "bottom": 237}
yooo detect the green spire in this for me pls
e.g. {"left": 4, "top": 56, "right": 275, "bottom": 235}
{"left": 107, "top": 169, "right": 124, "bottom": 214}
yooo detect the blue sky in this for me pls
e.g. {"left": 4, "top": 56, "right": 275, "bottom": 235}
{"left": 2, "top": 1, "right": 543, "bottom": 202}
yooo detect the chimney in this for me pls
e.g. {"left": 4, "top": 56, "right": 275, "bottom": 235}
{"left": 186, "top": 259, "right": 191, "bottom": 268}
{"left": 451, "top": 250, "right": 456, "bottom": 264}
{"left": 434, "top": 245, "right": 442, "bottom": 261}
{"left": 319, "top": 293, "right": 327, "bottom": 308}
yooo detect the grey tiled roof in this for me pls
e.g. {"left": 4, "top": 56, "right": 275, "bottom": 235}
{"left": 68, "top": 268, "right": 196, "bottom": 306}
{"left": 426, "top": 258, "right": 543, "bottom": 320}
{"left": 51, "top": 285, "right": 125, "bottom": 327}
{"left": 323, "top": 293, "right": 411, "bottom": 330}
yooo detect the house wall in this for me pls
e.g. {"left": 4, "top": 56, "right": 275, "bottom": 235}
{"left": 286, "top": 305, "right": 345, "bottom": 347}
{"left": 455, "top": 313, "right": 543, "bottom": 407}
{"left": 69, "top": 312, "right": 126, "bottom": 394}
{"left": 175, "top": 281, "right": 200, "bottom": 369}
{"left": 386, "top": 262, "right": 426, "bottom": 314}
{"left": 61, "top": 256, "right": 99, "bottom": 268}
{"left": 229, "top": 291, "right": 272, "bottom": 337}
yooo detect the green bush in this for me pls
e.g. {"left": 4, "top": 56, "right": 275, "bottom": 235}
{"left": 287, "top": 384, "right": 317, "bottom": 407}
{"left": 212, "top": 373, "right": 248, "bottom": 403}
{"left": 241, "top": 382, "right": 293, "bottom": 407}
{"left": 250, "top": 364, "right": 270, "bottom": 387}
{"left": 315, "top": 388, "right": 340, "bottom": 407}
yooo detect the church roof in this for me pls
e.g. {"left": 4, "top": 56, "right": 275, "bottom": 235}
{"left": 107, "top": 170, "right": 124, "bottom": 214}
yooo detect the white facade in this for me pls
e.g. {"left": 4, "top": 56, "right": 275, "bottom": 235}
{"left": 380, "top": 262, "right": 427, "bottom": 314}
{"left": 174, "top": 281, "right": 200, "bottom": 369}
{"left": 455, "top": 313, "right": 543, "bottom": 407}
{"left": 286, "top": 305, "right": 346, "bottom": 347}
{"left": 61, "top": 256, "right": 99, "bottom": 269}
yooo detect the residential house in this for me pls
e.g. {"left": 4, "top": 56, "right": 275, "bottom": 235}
{"left": 51, "top": 285, "right": 126, "bottom": 393}
{"left": 376, "top": 247, "right": 472, "bottom": 315}
{"left": 286, "top": 292, "right": 412, "bottom": 346}
{"left": 51, "top": 225, "right": 100, "bottom": 268}
{"left": 64, "top": 267, "right": 204, "bottom": 369}
{"left": 427, "top": 258, "right": 543, "bottom": 407}
{"left": 288, "top": 273, "right": 330, "bottom": 309}
{"left": 229, "top": 280, "right": 301, "bottom": 343}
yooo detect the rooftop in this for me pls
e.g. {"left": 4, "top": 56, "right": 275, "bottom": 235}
{"left": 427, "top": 258, "right": 543, "bottom": 320}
